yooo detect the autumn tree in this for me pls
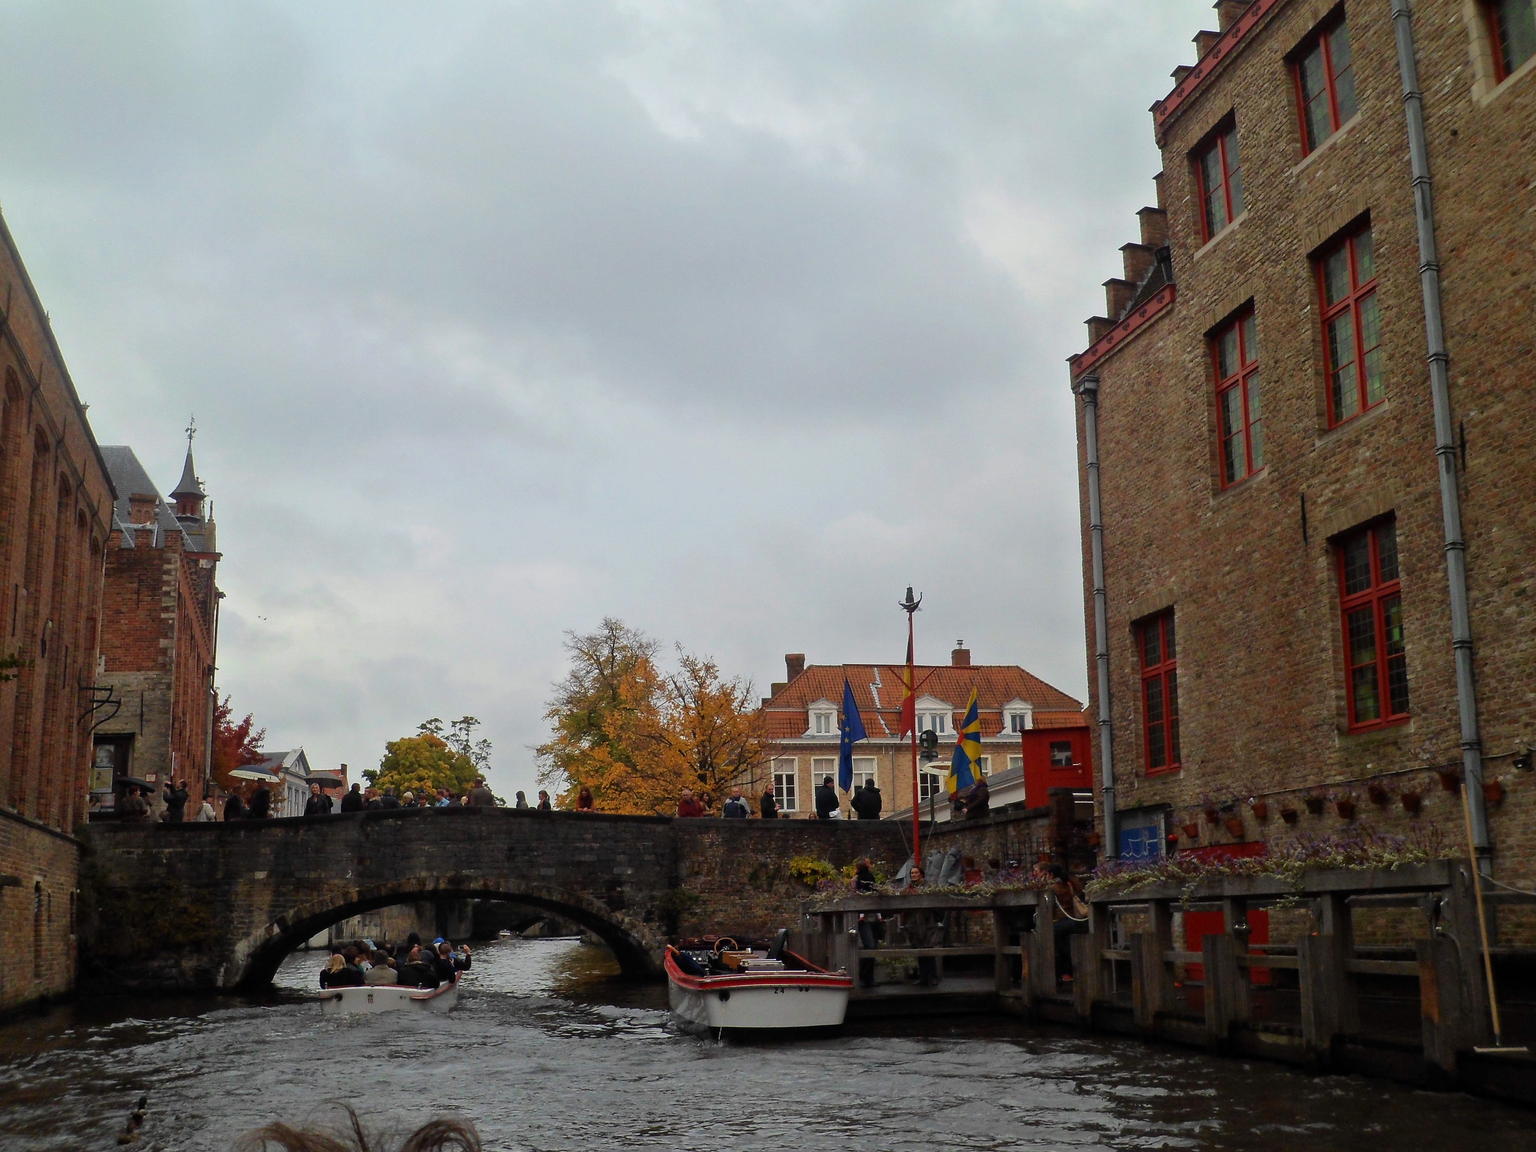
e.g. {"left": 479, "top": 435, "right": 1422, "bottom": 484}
{"left": 367, "top": 718, "right": 485, "bottom": 799}
{"left": 537, "top": 619, "right": 773, "bottom": 815}
{"left": 211, "top": 695, "right": 266, "bottom": 793}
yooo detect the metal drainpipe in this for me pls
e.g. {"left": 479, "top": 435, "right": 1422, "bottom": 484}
{"left": 1074, "top": 372, "right": 1117, "bottom": 859}
{"left": 1391, "top": 0, "right": 1489, "bottom": 859}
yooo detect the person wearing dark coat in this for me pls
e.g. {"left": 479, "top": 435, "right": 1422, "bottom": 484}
{"left": 851, "top": 779, "right": 882, "bottom": 820}
{"left": 813, "top": 776, "right": 838, "bottom": 820}
{"left": 339, "top": 783, "right": 364, "bottom": 812}
{"left": 303, "top": 783, "right": 333, "bottom": 816}
{"left": 163, "top": 780, "right": 189, "bottom": 823}
{"left": 246, "top": 783, "right": 272, "bottom": 819}
{"left": 223, "top": 791, "right": 245, "bottom": 821}
{"left": 397, "top": 947, "right": 440, "bottom": 989}
{"left": 379, "top": 790, "right": 401, "bottom": 810}
{"left": 760, "top": 787, "right": 779, "bottom": 820}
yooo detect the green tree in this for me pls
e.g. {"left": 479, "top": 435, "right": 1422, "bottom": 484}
{"left": 368, "top": 723, "right": 480, "bottom": 799}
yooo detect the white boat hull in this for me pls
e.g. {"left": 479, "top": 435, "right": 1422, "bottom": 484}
{"left": 318, "top": 978, "right": 459, "bottom": 1015}
{"left": 664, "top": 947, "right": 850, "bottom": 1033}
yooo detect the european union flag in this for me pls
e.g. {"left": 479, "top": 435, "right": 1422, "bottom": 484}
{"left": 948, "top": 687, "right": 981, "bottom": 793}
{"left": 838, "top": 678, "right": 867, "bottom": 791}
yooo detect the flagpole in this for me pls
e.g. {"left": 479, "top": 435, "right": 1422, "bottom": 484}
{"left": 899, "top": 587, "right": 921, "bottom": 873}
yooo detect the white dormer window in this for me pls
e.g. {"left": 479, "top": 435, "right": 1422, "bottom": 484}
{"left": 915, "top": 696, "right": 951, "bottom": 736}
{"left": 807, "top": 701, "right": 837, "bottom": 737}
{"left": 1002, "top": 699, "right": 1033, "bottom": 734}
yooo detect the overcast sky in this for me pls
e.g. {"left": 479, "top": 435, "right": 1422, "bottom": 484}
{"left": 4, "top": 0, "right": 1206, "bottom": 801}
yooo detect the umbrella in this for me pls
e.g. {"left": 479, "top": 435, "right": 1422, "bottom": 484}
{"left": 229, "top": 766, "right": 279, "bottom": 782}
{"left": 307, "top": 773, "right": 344, "bottom": 788}
{"left": 117, "top": 775, "right": 155, "bottom": 790}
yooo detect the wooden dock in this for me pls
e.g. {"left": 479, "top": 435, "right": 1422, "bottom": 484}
{"left": 803, "top": 860, "right": 1536, "bottom": 1106}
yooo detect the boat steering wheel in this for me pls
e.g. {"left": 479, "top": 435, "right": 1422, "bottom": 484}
{"left": 713, "top": 937, "right": 739, "bottom": 956}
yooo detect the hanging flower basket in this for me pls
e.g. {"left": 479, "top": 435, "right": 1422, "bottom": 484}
{"left": 1483, "top": 779, "right": 1505, "bottom": 806}
{"left": 1303, "top": 794, "right": 1326, "bottom": 815}
{"left": 1222, "top": 815, "right": 1246, "bottom": 838}
{"left": 1203, "top": 807, "right": 1221, "bottom": 826}
{"left": 1436, "top": 768, "right": 1460, "bottom": 792}
{"left": 1250, "top": 798, "right": 1270, "bottom": 822}
{"left": 1279, "top": 806, "right": 1300, "bottom": 824}
{"left": 1366, "top": 782, "right": 1392, "bottom": 806}
{"left": 1400, "top": 790, "right": 1424, "bottom": 816}
{"left": 1181, "top": 821, "right": 1201, "bottom": 839}
{"left": 1334, "top": 798, "right": 1358, "bottom": 822}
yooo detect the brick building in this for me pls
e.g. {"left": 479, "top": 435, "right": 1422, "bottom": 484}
{"left": 0, "top": 212, "right": 116, "bottom": 1011}
{"left": 90, "top": 441, "right": 220, "bottom": 816}
{"left": 1069, "top": 1, "right": 1535, "bottom": 877}
{"left": 757, "top": 648, "right": 1087, "bottom": 820}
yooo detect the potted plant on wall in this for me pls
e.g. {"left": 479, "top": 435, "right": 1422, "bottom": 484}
{"left": 1400, "top": 786, "right": 1424, "bottom": 816}
{"left": 1201, "top": 795, "right": 1220, "bottom": 825}
{"left": 1181, "top": 814, "right": 1201, "bottom": 839}
{"left": 1366, "top": 779, "right": 1393, "bottom": 807}
{"left": 1279, "top": 803, "right": 1300, "bottom": 824}
{"left": 1222, "top": 811, "right": 1246, "bottom": 838}
{"left": 1333, "top": 789, "right": 1359, "bottom": 822}
{"left": 1483, "top": 776, "right": 1506, "bottom": 807}
{"left": 1303, "top": 789, "right": 1327, "bottom": 815}
{"left": 1249, "top": 796, "right": 1270, "bottom": 822}
{"left": 1436, "top": 765, "right": 1461, "bottom": 792}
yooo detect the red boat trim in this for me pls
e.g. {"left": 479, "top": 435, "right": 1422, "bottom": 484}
{"left": 664, "top": 948, "right": 853, "bottom": 993}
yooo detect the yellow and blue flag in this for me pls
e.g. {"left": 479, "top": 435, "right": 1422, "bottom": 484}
{"left": 947, "top": 687, "right": 981, "bottom": 793}
{"left": 838, "top": 678, "right": 867, "bottom": 791}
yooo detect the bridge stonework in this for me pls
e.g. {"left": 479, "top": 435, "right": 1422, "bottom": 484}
{"left": 77, "top": 807, "right": 905, "bottom": 993}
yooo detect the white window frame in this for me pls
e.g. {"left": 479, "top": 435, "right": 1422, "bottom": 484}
{"left": 1049, "top": 740, "right": 1075, "bottom": 768}
{"left": 974, "top": 756, "right": 990, "bottom": 778}
{"left": 851, "top": 757, "right": 877, "bottom": 792}
{"left": 773, "top": 758, "right": 798, "bottom": 812}
{"left": 1007, "top": 754, "right": 1024, "bottom": 774}
{"left": 812, "top": 756, "right": 837, "bottom": 788}
{"left": 807, "top": 700, "right": 836, "bottom": 737}
{"left": 1002, "top": 698, "right": 1033, "bottom": 734}
{"left": 919, "top": 767, "right": 944, "bottom": 802}
{"left": 915, "top": 696, "right": 951, "bottom": 737}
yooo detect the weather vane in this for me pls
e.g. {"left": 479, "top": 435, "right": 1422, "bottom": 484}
{"left": 899, "top": 586, "right": 922, "bottom": 616}
{"left": 185, "top": 413, "right": 197, "bottom": 448}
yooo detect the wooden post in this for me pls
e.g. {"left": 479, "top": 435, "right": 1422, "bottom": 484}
{"left": 1130, "top": 899, "right": 1173, "bottom": 1031}
{"left": 1222, "top": 896, "right": 1252, "bottom": 1021}
{"left": 1202, "top": 933, "right": 1240, "bottom": 1051}
{"left": 1029, "top": 907, "right": 1057, "bottom": 1000}
{"left": 1298, "top": 894, "right": 1356, "bottom": 1066}
{"left": 1418, "top": 935, "right": 1480, "bottom": 1082}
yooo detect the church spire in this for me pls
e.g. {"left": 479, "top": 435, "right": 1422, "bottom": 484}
{"left": 171, "top": 414, "right": 206, "bottom": 520}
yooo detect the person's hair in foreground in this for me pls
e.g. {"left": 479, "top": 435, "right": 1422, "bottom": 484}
{"left": 238, "top": 1107, "right": 480, "bottom": 1152}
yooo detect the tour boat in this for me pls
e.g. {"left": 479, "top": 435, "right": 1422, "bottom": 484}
{"left": 663, "top": 938, "right": 851, "bottom": 1033}
{"left": 319, "top": 974, "right": 459, "bottom": 1015}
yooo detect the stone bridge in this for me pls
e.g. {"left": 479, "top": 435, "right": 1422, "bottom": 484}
{"left": 77, "top": 806, "right": 905, "bottom": 993}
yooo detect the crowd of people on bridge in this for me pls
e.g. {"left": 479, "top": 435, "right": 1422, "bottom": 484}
{"left": 317, "top": 933, "right": 473, "bottom": 990}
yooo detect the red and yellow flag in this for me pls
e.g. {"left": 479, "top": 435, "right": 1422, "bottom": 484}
{"left": 898, "top": 632, "right": 915, "bottom": 737}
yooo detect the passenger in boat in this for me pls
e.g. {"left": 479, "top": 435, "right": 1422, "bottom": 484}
{"left": 242, "top": 1104, "right": 483, "bottom": 1152}
{"left": 363, "top": 950, "right": 398, "bottom": 984}
{"left": 814, "top": 776, "right": 838, "bottom": 820}
{"left": 397, "top": 946, "right": 440, "bottom": 989}
{"left": 721, "top": 788, "right": 749, "bottom": 818}
{"left": 851, "top": 779, "right": 882, "bottom": 820}
{"left": 393, "top": 932, "right": 423, "bottom": 970}
{"left": 759, "top": 786, "right": 779, "bottom": 820}
{"left": 676, "top": 788, "right": 706, "bottom": 818}
{"left": 320, "top": 953, "right": 364, "bottom": 989}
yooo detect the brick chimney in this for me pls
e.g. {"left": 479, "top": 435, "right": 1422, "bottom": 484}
{"left": 785, "top": 653, "right": 806, "bottom": 680}
{"left": 951, "top": 643, "right": 971, "bottom": 668}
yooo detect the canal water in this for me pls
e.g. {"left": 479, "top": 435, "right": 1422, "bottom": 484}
{"left": 1, "top": 937, "right": 1534, "bottom": 1151}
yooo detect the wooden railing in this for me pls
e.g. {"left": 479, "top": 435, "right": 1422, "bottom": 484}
{"left": 806, "top": 861, "right": 1529, "bottom": 1081}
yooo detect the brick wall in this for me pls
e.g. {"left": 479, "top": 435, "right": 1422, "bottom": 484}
{"left": 1072, "top": 1, "right": 1535, "bottom": 883}
{"left": 0, "top": 811, "right": 82, "bottom": 1012}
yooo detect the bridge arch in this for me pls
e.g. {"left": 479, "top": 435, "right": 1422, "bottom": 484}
{"left": 234, "top": 876, "right": 665, "bottom": 988}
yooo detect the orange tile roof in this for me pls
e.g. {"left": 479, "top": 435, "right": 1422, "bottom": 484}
{"left": 760, "top": 663, "right": 1084, "bottom": 740}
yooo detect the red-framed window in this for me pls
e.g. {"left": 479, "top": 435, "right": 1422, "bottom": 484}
{"left": 1211, "top": 309, "right": 1263, "bottom": 485}
{"left": 1486, "top": 0, "right": 1536, "bottom": 80}
{"left": 1194, "top": 120, "right": 1245, "bottom": 241}
{"left": 1294, "top": 12, "right": 1358, "bottom": 154}
{"left": 1137, "top": 610, "right": 1180, "bottom": 774}
{"left": 1317, "top": 223, "right": 1382, "bottom": 426}
{"left": 1337, "top": 519, "right": 1409, "bottom": 730}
